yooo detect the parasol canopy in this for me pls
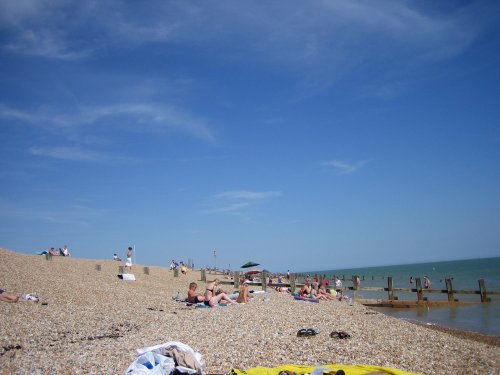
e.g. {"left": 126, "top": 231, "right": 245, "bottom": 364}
{"left": 241, "top": 261, "right": 260, "bottom": 268}
{"left": 245, "top": 269, "right": 263, "bottom": 275}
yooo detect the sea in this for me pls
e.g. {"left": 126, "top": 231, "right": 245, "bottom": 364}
{"left": 300, "top": 257, "right": 500, "bottom": 336}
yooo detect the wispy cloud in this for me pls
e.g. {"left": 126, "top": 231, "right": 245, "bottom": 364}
{"left": 205, "top": 190, "right": 282, "bottom": 215}
{"left": 322, "top": 159, "right": 370, "bottom": 174}
{"left": 1, "top": 1, "right": 492, "bottom": 69}
{"left": 29, "top": 146, "right": 136, "bottom": 164}
{"left": 214, "top": 190, "right": 282, "bottom": 200}
{"left": 0, "top": 102, "right": 215, "bottom": 143}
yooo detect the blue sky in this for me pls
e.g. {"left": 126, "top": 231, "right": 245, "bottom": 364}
{"left": 1, "top": 1, "right": 499, "bottom": 272}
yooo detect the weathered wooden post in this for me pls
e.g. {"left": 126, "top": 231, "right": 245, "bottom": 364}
{"left": 479, "top": 279, "right": 490, "bottom": 302}
{"left": 118, "top": 265, "right": 124, "bottom": 274}
{"left": 262, "top": 272, "right": 268, "bottom": 291}
{"left": 143, "top": 266, "right": 150, "bottom": 275}
{"left": 45, "top": 253, "right": 52, "bottom": 261}
{"left": 234, "top": 271, "right": 240, "bottom": 289}
{"left": 95, "top": 264, "right": 101, "bottom": 271}
{"left": 387, "top": 277, "right": 394, "bottom": 300}
{"left": 174, "top": 268, "right": 179, "bottom": 277}
{"left": 415, "top": 277, "right": 424, "bottom": 301}
{"left": 201, "top": 269, "right": 206, "bottom": 282}
{"left": 445, "top": 278, "right": 454, "bottom": 302}
{"left": 290, "top": 274, "right": 296, "bottom": 293}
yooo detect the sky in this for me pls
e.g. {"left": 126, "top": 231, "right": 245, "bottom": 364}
{"left": 1, "top": 0, "right": 499, "bottom": 272}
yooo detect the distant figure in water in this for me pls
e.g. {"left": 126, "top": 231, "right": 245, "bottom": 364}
{"left": 410, "top": 276, "right": 414, "bottom": 284}
{"left": 424, "top": 276, "right": 431, "bottom": 289}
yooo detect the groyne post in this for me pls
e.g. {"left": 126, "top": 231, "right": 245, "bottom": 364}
{"left": 262, "top": 272, "right": 268, "bottom": 291}
{"left": 290, "top": 274, "right": 296, "bottom": 293}
{"left": 143, "top": 266, "right": 149, "bottom": 275}
{"left": 95, "top": 264, "right": 101, "bottom": 271}
{"left": 387, "top": 277, "right": 395, "bottom": 300}
{"left": 234, "top": 271, "right": 240, "bottom": 289}
{"left": 479, "top": 279, "right": 490, "bottom": 302}
{"left": 174, "top": 268, "right": 179, "bottom": 277}
{"left": 445, "top": 278, "right": 454, "bottom": 302}
{"left": 416, "top": 277, "right": 424, "bottom": 301}
{"left": 45, "top": 253, "right": 52, "bottom": 261}
{"left": 201, "top": 269, "right": 206, "bottom": 282}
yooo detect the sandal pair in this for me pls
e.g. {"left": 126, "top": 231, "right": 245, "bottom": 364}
{"left": 330, "top": 331, "right": 351, "bottom": 339}
{"left": 297, "top": 328, "right": 319, "bottom": 337}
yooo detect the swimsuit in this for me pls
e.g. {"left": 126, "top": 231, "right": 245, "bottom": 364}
{"left": 0, "top": 288, "right": 4, "bottom": 294}
{"left": 204, "top": 300, "right": 211, "bottom": 306}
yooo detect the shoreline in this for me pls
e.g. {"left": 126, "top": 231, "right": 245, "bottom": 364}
{"left": 408, "top": 319, "right": 500, "bottom": 347}
{"left": 1, "top": 248, "right": 499, "bottom": 374}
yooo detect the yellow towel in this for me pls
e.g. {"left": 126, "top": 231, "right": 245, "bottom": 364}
{"left": 228, "top": 364, "right": 423, "bottom": 375}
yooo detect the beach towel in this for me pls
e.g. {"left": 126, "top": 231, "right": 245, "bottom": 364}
{"left": 228, "top": 364, "right": 422, "bottom": 375}
{"left": 118, "top": 273, "right": 136, "bottom": 281}
{"left": 294, "top": 296, "right": 319, "bottom": 303}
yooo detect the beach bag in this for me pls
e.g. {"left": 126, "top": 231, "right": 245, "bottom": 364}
{"left": 124, "top": 341, "right": 205, "bottom": 375}
{"left": 124, "top": 351, "right": 175, "bottom": 374}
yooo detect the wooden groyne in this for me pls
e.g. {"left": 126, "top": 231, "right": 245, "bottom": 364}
{"left": 199, "top": 270, "right": 499, "bottom": 307}
{"left": 346, "top": 276, "right": 500, "bottom": 307}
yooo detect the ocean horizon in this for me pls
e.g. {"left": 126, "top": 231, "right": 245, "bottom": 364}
{"left": 299, "top": 257, "right": 500, "bottom": 336}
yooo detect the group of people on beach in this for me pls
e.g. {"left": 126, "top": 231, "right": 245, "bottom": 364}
{"left": 170, "top": 259, "right": 190, "bottom": 274}
{"left": 48, "top": 245, "right": 71, "bottom": 257}
{"left": 187, "top": 278, "right": 253, "bottom": 307}
{"left": 299, "top": 276, "right": 349, "bottom": 301}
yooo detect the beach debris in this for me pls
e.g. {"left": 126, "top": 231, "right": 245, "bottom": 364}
{"left": 124, "top": 341, "right": 205, "bottom": 374}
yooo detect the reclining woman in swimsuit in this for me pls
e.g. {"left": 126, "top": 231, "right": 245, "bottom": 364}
{"left": 205, "top": 279, "right": 237, "bottom": 307}
{"left": 299, "top": 282, "right": 311, "bottom": 298}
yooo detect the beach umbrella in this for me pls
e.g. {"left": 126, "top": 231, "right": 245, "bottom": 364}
{"left": 241, "top": 261, "right": 260, "bottom": 268}
{"left": 245, "top": 269, "right": 263, "bottom": 275}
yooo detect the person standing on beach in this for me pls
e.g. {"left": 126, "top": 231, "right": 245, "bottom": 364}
{"left": 424, "top": 276, "right": 431, "bottom": 289}
{"left": 124, "top": 247, "right": 133, "bottom": 272}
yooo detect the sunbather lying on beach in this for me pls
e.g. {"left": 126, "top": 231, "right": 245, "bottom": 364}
{"left": 205, "top": 279, "right": 237, "bottom": 306}
{"left": 274, "top": 286, "right": 290, "bottom": 294}
{"left": 0, "top": 288, "right": 39, "bottom": 303}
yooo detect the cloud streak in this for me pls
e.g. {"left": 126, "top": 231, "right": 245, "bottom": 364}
{"left": 205, "top": 190, "right": 282, "bottom": 215}
{"left": 323, "top": 159, "right": 369, "bottom": 174}
{"left": 0, "top": 102, "right": 215, "bottom": 144}
{"left": 29, "top": 146, "right": 136, "bottom": 164}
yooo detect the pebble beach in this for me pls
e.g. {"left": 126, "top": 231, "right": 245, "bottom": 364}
{"left": 1, "top": 248, "right": 499, "bottom": 375}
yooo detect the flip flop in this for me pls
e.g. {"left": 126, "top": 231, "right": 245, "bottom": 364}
{"left": 306, "top": 328, "right": 319, "bottom": 336}
{"left": 297, "top": 329, "right": 308, "bottom": 337}
{"left": 330, "top": 331, "right": 351, "bottom": 339}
